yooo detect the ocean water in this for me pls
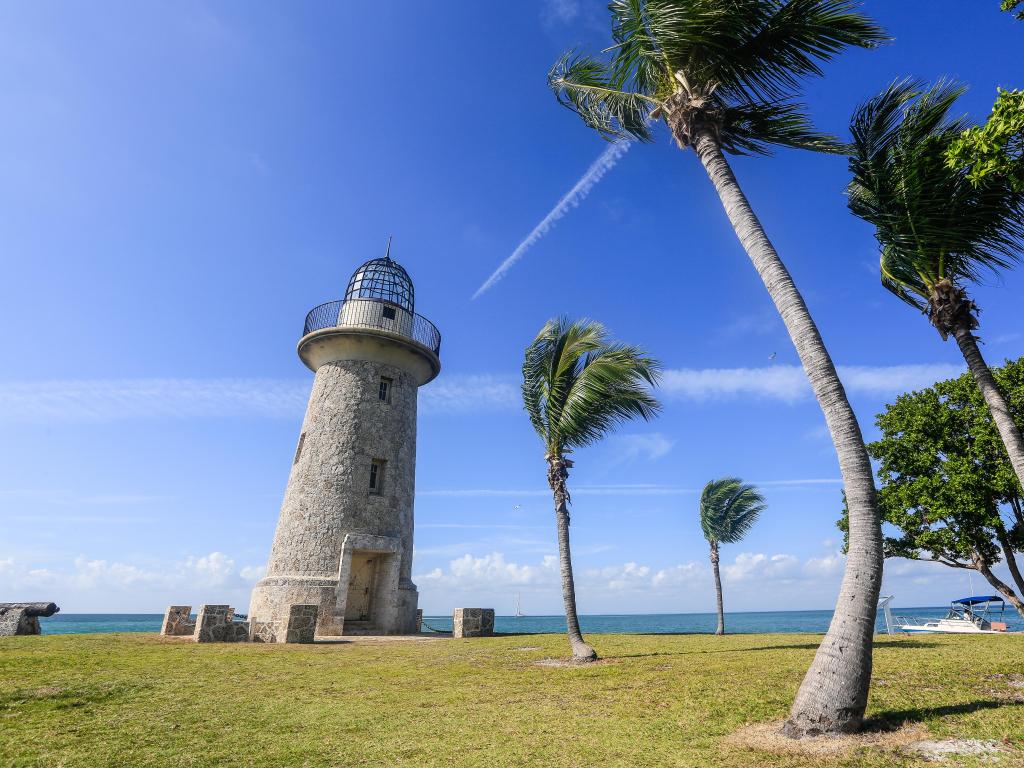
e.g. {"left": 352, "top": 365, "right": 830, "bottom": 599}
{"left": 38, "top": 606, "right": 1024, "bottom": 636}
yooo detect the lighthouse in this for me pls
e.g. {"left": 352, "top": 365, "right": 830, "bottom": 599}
{"left": 249, "top": 247, "right": 440, "bottom": 636}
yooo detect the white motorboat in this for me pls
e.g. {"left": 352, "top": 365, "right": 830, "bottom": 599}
{"left": 880, "top": 595, "right": 1011, "bottom": 634}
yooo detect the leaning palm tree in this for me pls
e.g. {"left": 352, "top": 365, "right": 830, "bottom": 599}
{"left": 848, "top": 79, "right": 1024, "bottom": 491}
{"left": 700, "top": 478, "right": 766, "bottom": 635}
{"left": 523, "top": 317, "right": 661, "bottom": 661}
{"left": 549, "top": 0, "right": 887, "bottom": 735}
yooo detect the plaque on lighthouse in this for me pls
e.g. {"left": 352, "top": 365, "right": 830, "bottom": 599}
{"left": 249, "top": 245, "right": 440, "bottom": 636}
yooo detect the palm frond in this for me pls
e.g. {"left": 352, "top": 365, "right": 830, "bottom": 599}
{"left": 704, "top": 0, "right": 889, "bottom": 104}
{"left": 721, "top": 99, "right": 842, "bottom": 155}
{"left": 847, "top": 79, "right": 1024, "bottom": 299}
{"left": 522, "top": 317, "right": 662, "bottom": 455}
{"left": 549, "top": 52, "right": 660, "bottom": 142}
{"left": 607, "top": 0, "right": 674, "bottom": 96}
{"left": 550, "top": 0, "right": 886, "bottom": 157}
{"left": 700, "top": 477, "right": 767, "bottom": 544}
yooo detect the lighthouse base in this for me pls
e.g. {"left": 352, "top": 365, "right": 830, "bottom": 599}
{"left": 249, "top": 534, "right": 418, "bottom": 636}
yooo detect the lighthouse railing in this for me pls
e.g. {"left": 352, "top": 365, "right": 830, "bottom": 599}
{"left": 302, "top": 298, "right": 441, "bottom": 356}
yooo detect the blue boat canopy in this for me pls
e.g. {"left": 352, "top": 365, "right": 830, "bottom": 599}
{"left": 954, "top": 595, "right": 1004, "bottom": 605}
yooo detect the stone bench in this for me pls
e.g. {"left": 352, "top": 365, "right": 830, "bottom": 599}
{"left": 453, "top": 608, "right": 494, "bottom": 638}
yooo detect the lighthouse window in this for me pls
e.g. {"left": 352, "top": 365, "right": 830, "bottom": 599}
{"left": 369, "top": 459, "right": 386, "bottom": 493}
{"left": 382, "top": 305, "right": 397, "bottom": 320}
{"left": 293, "top": 432, "right": 306, "bottom": 465}
{"left": 379, "top": 377, "right": 393, "bottom": 403}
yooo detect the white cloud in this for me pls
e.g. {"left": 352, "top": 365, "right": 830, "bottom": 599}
{"left": 1, "top": 552, "right": 267, "bottom": 610}
{"left": 651, "top": 562, "right": 707, "bottom": 589}
{"left": 609, "top": 432, "right": 675, "bottom": 462}
{"left": 417, "top": 552, "right": 559, "bottom": 590}
{"left": 723, "top": 553, "right": 800, "bottom": 583}
{"left": 472, "top": 141, "right": 632, "bottom": 299}
{"left": 661, "top": 364, "right": 965, "bottom": 403}
{"left": 584, "top": 561, "right": 652, "bottom": 592}
{"left": 542, "top": 0, "right": 580, "bottom": 24}
{"left": 417, "top": 550, "right": 846, "bottom": 602}
{"left": 239, "top": 564, "right": 266, "bottom": 582}
{"left": 803, "top": 551, "right": 845, "bottom": 579}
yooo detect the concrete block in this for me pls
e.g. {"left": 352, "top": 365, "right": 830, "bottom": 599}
{"left": 453, "top": 608, "right": 495, "bottom": 638}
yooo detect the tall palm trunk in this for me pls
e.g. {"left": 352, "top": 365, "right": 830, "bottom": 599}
{"left": 548, "top": 455, "right": 597, "bottom": 661}
{"left": 953, "top": 327, "right": 1024, "bottom": 490}
{"left": 710, "top": 540, "right": 725, "bottom": 635}
{"left": 692, "top": 129, "right": 883, "bottom": 736}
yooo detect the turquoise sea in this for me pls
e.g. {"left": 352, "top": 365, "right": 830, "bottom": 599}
{"left": 39, "top": 607, "right": 1024, "bottom": 635}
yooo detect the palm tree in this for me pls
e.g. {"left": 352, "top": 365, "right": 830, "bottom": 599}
{"left": 548, "top": 0, "right": 887, "bottom": 735}
{"left": 848, "top": 80, "right": 1024, "bottom": 491}
{"left": 699, "top": 478, "right": 766, "bottom": 635}
{"left": 523, "top": 317, "right": 661, "bottom": 661}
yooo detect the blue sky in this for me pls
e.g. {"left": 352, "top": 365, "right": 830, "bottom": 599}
{"left": 1, "top": 1, "right": 1021, "bottom": 615}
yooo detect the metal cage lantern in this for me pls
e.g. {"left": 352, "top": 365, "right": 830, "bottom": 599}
{"left": 344, "top": 256, "right": 415, "bottom": 314}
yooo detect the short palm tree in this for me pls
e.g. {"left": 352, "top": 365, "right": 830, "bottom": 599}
{"left": 549, "top": 0, "right": 887, "bottom": 735}
{"left": 700, "top": 478, "right": 766, "bottom": 635}
{"left": 523, "top": 317, "right": 661, "bottom": 661}
{"left": 848, "top": 80, "right": 1024, "bottom": 491}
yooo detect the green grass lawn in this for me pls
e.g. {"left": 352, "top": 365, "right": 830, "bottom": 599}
{"left": 1, "top": 632, "right": 1022, "bottom": 767}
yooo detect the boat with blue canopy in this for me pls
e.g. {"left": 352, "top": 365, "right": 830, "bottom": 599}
{"left": 880, "top": 595, "right": 1012, "bottom": 634}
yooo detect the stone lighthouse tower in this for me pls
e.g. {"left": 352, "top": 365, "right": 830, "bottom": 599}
{"left": 249, "top": 247, "right": 440, "bottom": 636}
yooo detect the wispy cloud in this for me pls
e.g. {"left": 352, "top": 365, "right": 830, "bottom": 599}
{"left": 0, "top": 489, "right": 163, "bottom": 506}
{"left": 0, "top": 374, "right": 519, "bottom": 423}
{"left": 417, "top": 480, "right": 838, "bottom": 498}
{"left": 417, "top": 484, "right": 697, "bottom": 498}
{"left": 0, "top": 364, "right": 965, "bottom": 423}
{"left": 608, "top": 432, "right": 675, "bottom": 462}
{"left": 472, "top": 141, "right": 631, "bottom": 299}
{"left": 419, "top": 374, "right": 519, "bottom": 413}
{"left": 542, "top": 0, "right": 580, "bottom": 24}
{"left": 0, "top": 378, "right": 309, "bottom": 422}
{"left": 661, "top": 363, "right": 965, "bottom": 403}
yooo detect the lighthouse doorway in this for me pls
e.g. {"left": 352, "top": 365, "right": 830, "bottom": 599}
{"left": 345, "top": 553, "right": 378, "bottom": 622}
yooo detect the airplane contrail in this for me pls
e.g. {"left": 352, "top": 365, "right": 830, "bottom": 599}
{"left": 471, "top": 140, "right": 631, "bottom": 300}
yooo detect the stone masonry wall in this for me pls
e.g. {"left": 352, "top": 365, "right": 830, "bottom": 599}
{"left": 250, "top": 355, "right": 419, "bottom": 634}
{"left": 160, "top": 606, "right": 196, "bottom": 637}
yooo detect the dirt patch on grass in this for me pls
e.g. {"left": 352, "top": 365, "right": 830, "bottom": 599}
{"left": 905, "top": 739, "right": 1011, "bottom": 762}
{"left": 725, "top": 720, "right": 929, "bottom": 757}
{"left": 533, "top": 657, "right": 620, "bottom": 668}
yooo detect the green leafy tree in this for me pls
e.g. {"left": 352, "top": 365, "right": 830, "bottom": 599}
{"left": 699, "top": 478, "right": 766, "bottom": 635}
{"left": 839, "top": 359, "right": 1024, "bottom": 616}
{"left": 548, "top": 0, "right": 887, "bottom": 735}
{"left": 947, "top": 88, "right": 1024, "bottom": 192}
{"left": 847, "top": 80, "right": 1024, "bottom": 495}
{"left": 1002, "top": 0, "right": 1024, "bottom": 20}
{"left": 522, "top": 318, "right": 660, "bottom": 661}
